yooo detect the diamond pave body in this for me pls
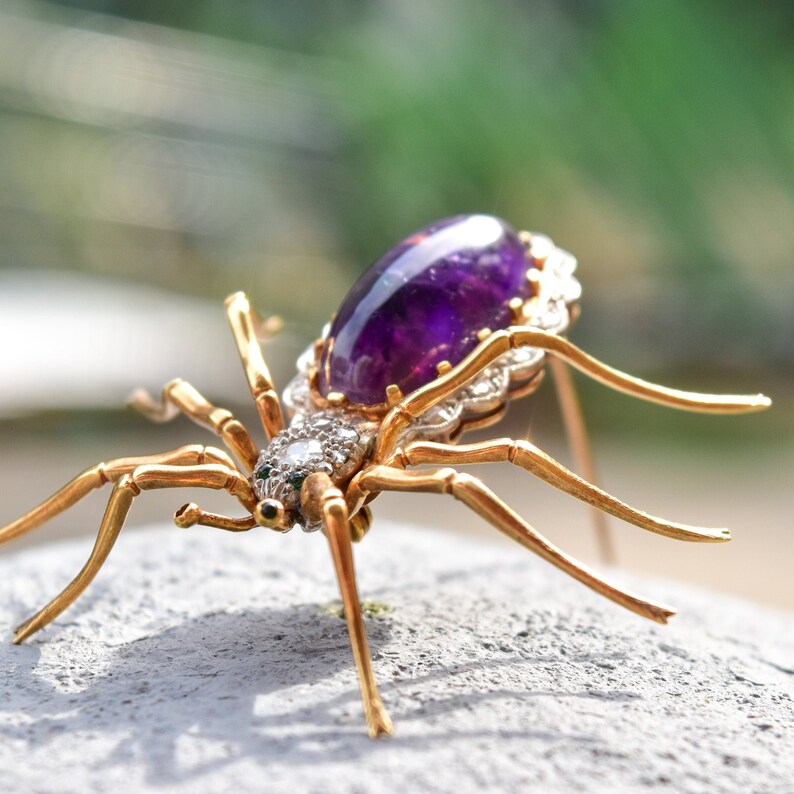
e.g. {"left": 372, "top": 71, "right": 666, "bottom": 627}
{"left": 252, "top": 412, "right": 374, "bottom": 532}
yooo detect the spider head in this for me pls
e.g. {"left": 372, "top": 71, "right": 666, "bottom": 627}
{"left": 251, "top": 446, "right": 332, "bottom": 532}
{"left": 250, "top": 411, "right": 371, "bottom": 532}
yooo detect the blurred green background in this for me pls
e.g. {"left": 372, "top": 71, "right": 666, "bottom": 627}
{"left": 0, "top": 0, "right": 792, "bottom": 608}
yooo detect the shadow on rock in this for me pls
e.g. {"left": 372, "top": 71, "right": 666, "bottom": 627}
{"left": 0, "top": 603, "right": 396, "bottom": 784}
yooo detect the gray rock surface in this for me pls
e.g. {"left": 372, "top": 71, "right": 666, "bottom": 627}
{"left": 0, "top": 522, "right": 792, "bottom": 793}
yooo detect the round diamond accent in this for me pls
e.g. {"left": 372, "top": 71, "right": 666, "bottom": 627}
{"left": 283, "top": 438, "right": 324, "bottom": 466}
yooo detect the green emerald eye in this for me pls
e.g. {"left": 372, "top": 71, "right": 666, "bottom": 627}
{"left": 287, "top": 472, "right": 306, "bottom": 491}
{"left": 255, "top": 464, "right": 274, "bottom": 481}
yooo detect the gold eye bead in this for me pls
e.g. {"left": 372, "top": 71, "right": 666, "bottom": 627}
{"left": 254, "top": 499, "right": 285, "bottom": 529}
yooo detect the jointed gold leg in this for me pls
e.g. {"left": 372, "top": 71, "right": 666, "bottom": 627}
{"left": 302, "top": 473, "right": 393, "bottom": 739}
{"left": 174, "top": 503, "right": 257, "bottom": 532}
{"left": 0, "top": 444, "right": 235, "bottom": 546}
{"left": 387, "top": 439, "right": 729, "bottom": 543}
{"left": 375, "top": 326, "right": 771, "bottom": 460}
{"left": 225, "top": 292, "right": 286, "bottom": 440}
{"left": 357, "top": 465, "right": 676, "bottom": 624}
{"left": 13, "top": 462, "right": 256, "bottom": 644}
{"left": 548, "top": 357, "right": 616, "bottom": 564}
{"left": 129, "top": 378, "right": 260, "bottom": 471}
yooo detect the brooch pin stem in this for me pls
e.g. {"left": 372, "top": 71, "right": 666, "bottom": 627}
{"left": 548, "top": 357, "right": 616, "bottom": 564}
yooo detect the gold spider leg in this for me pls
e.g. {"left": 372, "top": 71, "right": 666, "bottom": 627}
{"left": 357, "top": 465, "right": 676, "bottom": 624}
{"left": 548, "top": 357, "right": 615, "bottom": 564}
{"left": 225, "top": 292, "right": 286, "bottom": 440}
{"left": 0, "top": 444, "right": 235, "bottom": 546}
{"left": 302, "top": 473, "right": 394, "bottom": 739}
{"left": 173, "top": 502, "right": 258, "bottom": 532}
{"left": 386, "top": 439, "right": 729, "bottom": 543}
{"left": 13, "top": 462, "right": 255, "bottom": 644}
{"left": 129, "top": 378, "right": 260, "bottom": 471}
{"left": 375, "top": 326, "right": 771, "bottom": 461}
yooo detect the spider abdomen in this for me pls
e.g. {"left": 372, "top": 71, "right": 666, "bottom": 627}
{"left": 317, "top": 214, "right": 534, "bottom": 406}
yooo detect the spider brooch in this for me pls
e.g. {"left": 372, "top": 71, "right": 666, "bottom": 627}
{"left": 1, "top": 214, "right": 770, "bottom": 738}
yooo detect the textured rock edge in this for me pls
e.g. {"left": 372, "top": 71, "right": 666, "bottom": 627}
{"left": 0, "top": 522, "right": 792, "bottom": 794}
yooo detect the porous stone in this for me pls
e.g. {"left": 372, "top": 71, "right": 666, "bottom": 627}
{"left": 0, "top": 523, "right": 792, "bottom": 794}
{"left": 317, "top": 214, "right": 533, "bottom": 404}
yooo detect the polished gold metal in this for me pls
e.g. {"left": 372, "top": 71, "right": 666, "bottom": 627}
{"left": 385, "top": 384, "right": 403, "bottom": 405}
{"left": 253, "top": 499, "right": 288, "bottom": 531}
{"left": 374, "top": 326, "right": 771, "bottom": 461}
{"left": 130, "top": 378, "right": 260, "bottom": 471}
{"left": 12, "top": 462, "right": 256, "bottom": 644}
{"left": 508, "top": 297, "right": 525, "bottom": 322}
{"left": 174, "top": 503, "right": 258, "bottom": 532}
{"left": 302, "top": 473, "right": 393, "bottom": 738}
{"left": 306, "top": 376, "right": 389, "bottom": 419}
{"left": 349, "top": 505, "right": 373, "bottom": 543}
{"left": 0, "top": 444, "right": 235, "bottom": 545}
{"left": 326, "top": 391, "right": 348, "bottom": 407}
{"left": 225, "top": 291, "right": 286, "bottom": 439}
{"left": 0, "top": 282, "right": 772, "bottom": 740}
{"left": 386, "top": 439, "right": 729, "bottom": 542}
{"left": 357, "top": 465, "right": 675, "bottom": 624}
{"left": 548, "top": 358, "right": 616, "bottom": 564}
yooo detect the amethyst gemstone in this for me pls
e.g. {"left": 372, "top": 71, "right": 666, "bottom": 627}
{"left": 317, "top": 214, "right": 532, "bottom": 406}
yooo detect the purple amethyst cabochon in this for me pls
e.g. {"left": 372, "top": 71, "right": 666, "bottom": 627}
{"left": 317, "top": 214, "right": 533, "bottom": 405}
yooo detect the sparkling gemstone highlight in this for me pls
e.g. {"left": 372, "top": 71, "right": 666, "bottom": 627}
{"left": 317, "top": 215, "right": 532, "bottom": 405}
{"left": 282, "top": 438, "right": 323, "bottom": 466}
